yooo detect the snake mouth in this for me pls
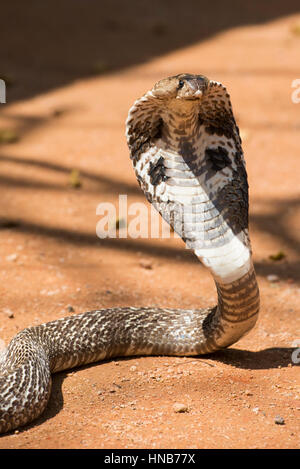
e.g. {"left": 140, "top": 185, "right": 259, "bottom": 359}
{"left": 178, "top": 94, "right": 202, "bottom": 100}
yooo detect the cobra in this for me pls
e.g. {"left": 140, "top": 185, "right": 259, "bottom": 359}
{"left": 0, "top": 74, "right": 259, "bottom": 434}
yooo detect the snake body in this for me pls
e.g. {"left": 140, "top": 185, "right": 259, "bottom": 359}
{"left": 0, "top": 74, "right": 259, "bottom": 434}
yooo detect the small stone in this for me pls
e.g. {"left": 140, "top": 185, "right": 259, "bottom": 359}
{"left": 267, "top": 274, "right": 279, "bottom": 283}
{"left": 130, "top": 365, "right": 137, "bottom": 372}
{"left": 3, "top": 308, "right": 14, "bottom": 318}
{"left": 274, "top": 416, "right": 285, "bottom": 425}
{"left": 6, "top": 253, "right": 18, "bottom": 262}
{"left": 173, "top": 403, "right": 189, "bottom": 413}
{"left": 139, "top": 259, "right": 153, "bottom": 270}
{"left": 252, "top": 407, "right": 260, "bottom": 414}
{"left": 67, "top": 305, "right": 75, "bottom": 313}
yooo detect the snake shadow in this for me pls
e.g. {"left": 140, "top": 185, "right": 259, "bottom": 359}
{"left": 13, "top": 345, "right": 296, "bottom": 435}
{"left": 209, "top": 346, "right": 297, "bottom": 369}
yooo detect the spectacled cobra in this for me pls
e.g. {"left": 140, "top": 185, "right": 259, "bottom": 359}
{"left": 0, "top": 74, "right": 259, "bottom": 434}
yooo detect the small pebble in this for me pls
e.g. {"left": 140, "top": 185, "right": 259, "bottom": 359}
{"left": 274, "top": 416, "right": 285, "bottom": 425}
{"left": 139, "top": 259, "right": 153, "bottom": 270}
{"left": 173, "top": 403, "right": 189, "bottom": 413}
{"left": 3, "top": 308, "right": 14, "bottom": 318}
{"left": 67, "top": 305, "right": 75, "bottom": 313}
{"left": 267, "top": 274, "right": 279, "bottom": 283}
{"left": 130, "top": 365, "right": 137, "bottom": 372}
{"left": 6, "top": 253, "right": 18, "bottom": 262}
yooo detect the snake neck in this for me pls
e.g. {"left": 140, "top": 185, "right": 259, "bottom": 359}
{"left": 161, "top": 103, "right": 259, "bottom": 346}
{"left": 209, "top": 264, "right": 259, "bottom": 349}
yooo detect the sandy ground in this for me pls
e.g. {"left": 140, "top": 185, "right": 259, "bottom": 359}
{"left": 0, "top": 9, "right": 300, "bottom": 449}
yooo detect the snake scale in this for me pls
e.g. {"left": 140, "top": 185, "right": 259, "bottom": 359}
{"left": 0, "top": 74, "right": 259, "bottom": 434}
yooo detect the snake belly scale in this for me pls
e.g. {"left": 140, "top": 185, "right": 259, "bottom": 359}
{"left": 0, "top": 74, "right": 259, "bottom": 434}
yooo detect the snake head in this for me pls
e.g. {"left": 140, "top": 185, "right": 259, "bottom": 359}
{"left": 126, "top": 73, "right": 239, "bottom": 169}
{"left": 152, "top": 73, "right": 209, "bottom": 100}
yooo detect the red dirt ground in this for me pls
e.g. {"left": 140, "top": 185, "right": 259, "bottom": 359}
{"left": 0, "top": 10, "right": 299, "bottom": 449}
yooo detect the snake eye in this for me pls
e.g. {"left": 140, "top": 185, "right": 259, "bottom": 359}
{"left": 178, "top": 80, "right": 184, "bottom": 89}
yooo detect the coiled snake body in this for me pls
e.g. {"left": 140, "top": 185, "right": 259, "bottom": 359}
{"left": 0, "top": 74, "right": 259, "bottom": 434}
